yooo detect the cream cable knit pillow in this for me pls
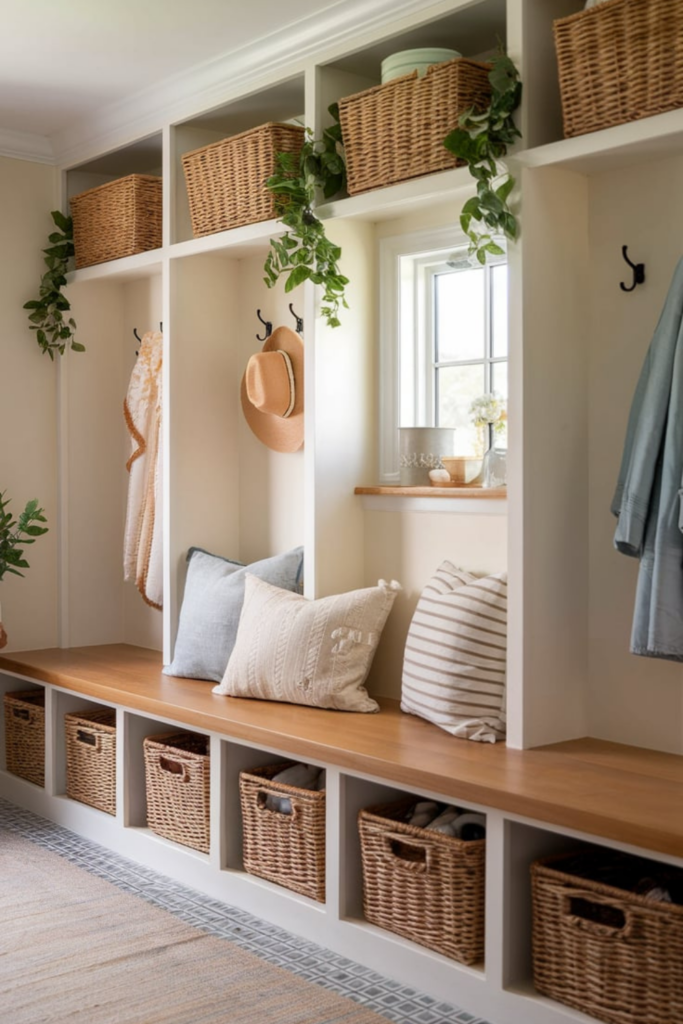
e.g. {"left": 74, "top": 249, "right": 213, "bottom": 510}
{"left": 214, "top": 575, "right": 402, "bottom": 712}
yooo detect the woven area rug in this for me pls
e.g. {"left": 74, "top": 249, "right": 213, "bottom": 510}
{"left": 0, "top": 801, "right": 490, "bottom": 1024}
{"left": 0, "top": 829, "right": 390, "bottom": 1024}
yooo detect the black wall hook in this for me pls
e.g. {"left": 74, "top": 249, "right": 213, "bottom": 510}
{"left": 256, "top": 309, "right": 272, "bottom": 342}
{"left": 620, "top": 246, "right": 645, "bottom": 292}
{"left": 289, "top": 303, "right": 304, "bottom": 333}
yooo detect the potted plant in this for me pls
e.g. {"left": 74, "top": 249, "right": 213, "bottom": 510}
{"left": 443, "top": 53, "right": 522, "bottom": 265}
{"left": 263, "top": 106, "right": 349, "bottom": 328}
{"left": 0, "top": 491, "right": 49, "bottom": 648}
{"left": 24, "top": 211, "right": 83, "bottom": 358}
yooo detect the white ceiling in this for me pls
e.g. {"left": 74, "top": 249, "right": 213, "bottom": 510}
{"left": 0, "top": 0, "right": 355, "bottom": 139}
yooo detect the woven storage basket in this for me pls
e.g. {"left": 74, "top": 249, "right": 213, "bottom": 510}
{"left": 338, "top": 58, "right": 491, "bottom": 196}
{"left": 532, "top": 848, "right": 683, "bottom": 1024}
{"left": 4, "top": 690, "right": 45, "bottom": 787}
{"left": 65, "top": 708, "right": 116, "bottom": 815}
{"left": 239, "top": 762, "right": 326, "bottom": 902}
{"left": 70, "top": 174, "right": 162, "bottom": 268}
{"left": 181, "top": 122, "right": 305, "bottom": 237}
{"left": 554, "top": 0, "right": 683, "bottom": 139}
{"left": 143, "top": 731, "right": 210, "bottom": 853}
{"left": 358, "top": 798, "right": 485, "bottom": 964}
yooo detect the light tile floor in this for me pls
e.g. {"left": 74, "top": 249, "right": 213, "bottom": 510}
{"left": 0, "top": 798, "right": 494, "bottom": 1024}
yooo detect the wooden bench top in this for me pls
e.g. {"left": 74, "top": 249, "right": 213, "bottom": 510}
{"left": 2, "top": 644, "right": 683, "bottom": 859}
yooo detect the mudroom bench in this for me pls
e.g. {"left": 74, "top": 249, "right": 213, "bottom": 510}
{"left": 1, "top": 644, "right": 682, "bottom": 1024}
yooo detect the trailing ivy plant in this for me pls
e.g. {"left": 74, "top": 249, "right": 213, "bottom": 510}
{"left": 0, "top": 492, "right": 49, "bottom": 582}
{"left": 264, "top": 105, "right": 348, "bottom": 328}
{"left": 443, "top": 53, "right": 522, "bottom": 265}
{"left": 24, "top": 210, "right": 83, "bottom": 359}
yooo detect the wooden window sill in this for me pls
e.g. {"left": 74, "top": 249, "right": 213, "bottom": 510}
{"left": 354, "top": 486, "right": 507, "bottom": 498}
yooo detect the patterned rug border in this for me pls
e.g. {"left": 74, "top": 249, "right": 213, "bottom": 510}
{"left": 0, "top": 799, "right": 491, "bottom": 1024}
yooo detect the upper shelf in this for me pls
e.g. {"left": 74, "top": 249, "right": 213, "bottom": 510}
{"left": 64, "top": 102, "right": 683, "bottom": 281}
{"left": 169, "top": 219, "right": 284, "bottom": 261}
{"left": 517, "top": 107, "right": 683, "bottom": 177}
{"left": 318, "top": 165, "right": 474, "bottom": 223}
{"left": 66, "top": 248, "right": 163, "bottom": 285}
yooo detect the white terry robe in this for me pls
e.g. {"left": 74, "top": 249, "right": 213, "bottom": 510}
{"left": 123, "top": 330, "right": 163, "bottom": 609}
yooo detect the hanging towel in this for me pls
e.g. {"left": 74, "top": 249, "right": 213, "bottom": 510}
{"left": 611, "top": 257, "right": 683, "bottom": 660}
{"left": 123, "top": 330, "right": 163, "bottom": 610}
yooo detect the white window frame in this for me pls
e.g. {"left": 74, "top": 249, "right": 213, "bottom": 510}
{"left": 378, "top": 225, "right": 506, "bottom": 483}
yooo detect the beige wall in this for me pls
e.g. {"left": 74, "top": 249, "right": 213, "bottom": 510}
{"left": 588, "top": 154, "right": 683, "bottom": 752}
{"left": 364, "top": 508, "right": 508, "bottom": 699}
{"left": 0, "top": 156, "right": 59, "bottom": 651}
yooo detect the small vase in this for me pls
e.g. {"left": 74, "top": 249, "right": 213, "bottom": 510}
{"left": 482, "top": 447, "right": 507, "bottom": 489}
{"left": 0, "top": 598, "right": 6, "bottom": 650}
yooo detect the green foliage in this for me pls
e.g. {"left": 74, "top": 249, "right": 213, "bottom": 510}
{"left": 0, "top": 492, "right": 49, "bottom": 582}
{"left": 264, "top": 106, "right": 349, "bottom": 328}
{"left": 24, "top": 210, "right": 83, "bottom": 359}
{"left": 443, "top": 54, "right": 522, "bottom": 265}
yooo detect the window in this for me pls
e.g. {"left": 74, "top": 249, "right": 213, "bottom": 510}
{"left": 379, "top": 226, "right": 508, "bottom": 482}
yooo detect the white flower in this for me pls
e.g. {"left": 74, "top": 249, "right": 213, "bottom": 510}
{"left": 469, "top": 392, "right": 506, "bottom": 428}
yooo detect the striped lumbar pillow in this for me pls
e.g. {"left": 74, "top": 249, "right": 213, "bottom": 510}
{"left": 401, "top": 561, "right": 507, "bottom": 743}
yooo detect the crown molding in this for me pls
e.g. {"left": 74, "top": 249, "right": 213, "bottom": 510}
{"left": 50, "top": 0, "right": 444, "bottom": 168}
{"left": 0, "top": 128, "right": 54, "bottom": 165}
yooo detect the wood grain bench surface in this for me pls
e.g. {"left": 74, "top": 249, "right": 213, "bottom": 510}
{"left": 1, "top": 644, "right": 682, "bottom": 859}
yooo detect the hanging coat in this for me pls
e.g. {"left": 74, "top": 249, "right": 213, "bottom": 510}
{"left": 123, "top": 330, "right": 163, "bottom": 609}
{"left": 611, "top": 257, "right": 683, "bottom": 660}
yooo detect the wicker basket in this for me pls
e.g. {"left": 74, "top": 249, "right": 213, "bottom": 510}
{"left": 143, "top": 731, "right": 210, "bottom": 853}
{"left": 239, "top": 762, "right": 326, "bottom": 902}
{"left": 65, "top": 708, "right": 116, "bottom": 815}
{"left": 554, "top": 0, "right": 683, "bottom": 139}
{"left": 338, "top": 58, "right": 491, "bottom": 196}
{"left": 181, "top": 122, "right": 305, "bottom": 238}
{"left": 358, "top": 798, "right": 485, "bottom": 964}
{"left": 4, "top": 690, "right": 45, "bottom": 787}
{"left": 70, "top": 174, "right": 162, "bottom": 269}
{"left": 532, "top": 848, "right": 683, "bottom": 1024}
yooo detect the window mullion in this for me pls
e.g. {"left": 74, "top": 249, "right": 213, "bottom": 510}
{"left": 423, "top": 264, "right": 437, "bottom": 425}
{"left": 484, "top": 265, "right": 493, "bottom": 393}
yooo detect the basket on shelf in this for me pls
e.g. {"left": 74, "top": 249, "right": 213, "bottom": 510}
{"left": 70, "top": 173, "right": 162, "bottom": 269}
{"left": 338, "top": 57, "right": 491, "bottom": 196}
{"left": 4, "top": 690, "right": 45, "bottom": 787}
{"left": 554, "top": 0, "right": 683, "bottom": 139}
{"left": 143, "top": 731, "right": 210, "bottom": 853}
{"left": 358, "top": 797, "right": 485, "bottom": 964}
{"left": 532, "top": 848, "right": 683, "bottom": 1024}
{"left": 181, "top": 122, "right": 305, "bottom": 238}
{"left": 239, "top": 762, "right": 326, "bottom": 902}
{"left": 65, "top": 708, "right": 116, "bottom": 815}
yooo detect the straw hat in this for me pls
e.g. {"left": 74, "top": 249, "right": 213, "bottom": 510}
{"left": 241, "top": 325, "right": 304, "bottom": 452}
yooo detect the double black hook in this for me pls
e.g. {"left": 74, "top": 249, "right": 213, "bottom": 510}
{"left": 620, "top": 246, "right": 645, "bottom": 292}
{"left": 256, "top": 304, "right": 303, "bottom": 340}
{"left": 133, "top": 323, "right": 163, "bottom": 354}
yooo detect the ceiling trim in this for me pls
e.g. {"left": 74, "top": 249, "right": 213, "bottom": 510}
{"left": 50, "top": 0, "right": 444, "bottom": 168}
{"left": 0, "top": 128, "right": 54, "bottom": 165}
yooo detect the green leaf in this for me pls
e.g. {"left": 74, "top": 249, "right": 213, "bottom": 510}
{"left": 26, "top": 208, "right": 80, "bottom": 356}
{"left": 263, "top": 112, "right": 348, "bottom": 327}
{"left": 71, "top": 342, "right": 86, "bottom": 352}
{"left": 495, "top": 175, "right": 515, "bottom": 203}
{"left": 51, "top": 210, "right": 70, "bottom": 232}
{"left": 285, "top": 265, "right": 312, "bottom": 290}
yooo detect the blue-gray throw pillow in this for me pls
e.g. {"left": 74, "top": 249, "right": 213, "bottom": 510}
{"left": 164, "top": 545, "right": 304, "bottom": 683}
